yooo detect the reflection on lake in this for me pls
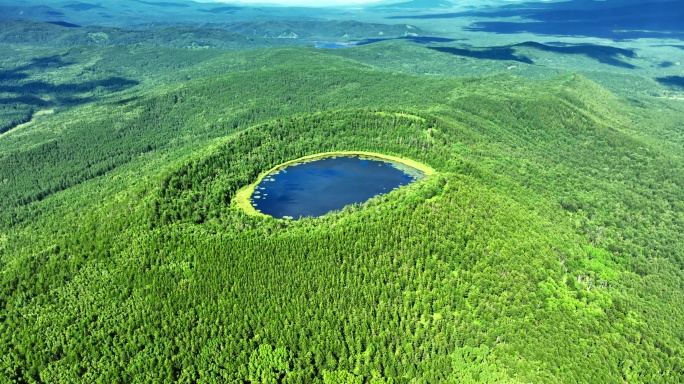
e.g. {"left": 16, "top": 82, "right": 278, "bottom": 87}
{"left": 251, "top": 156, "right": 424, "bottom": 219}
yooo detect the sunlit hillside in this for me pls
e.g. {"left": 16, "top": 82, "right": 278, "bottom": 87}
{"left": 1, "top": 0, "right": 684, "bottom": 382}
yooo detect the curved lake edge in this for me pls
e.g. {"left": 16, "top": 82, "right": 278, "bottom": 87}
{"left": 234, "top": 151, "right": 436, "bottom": 218}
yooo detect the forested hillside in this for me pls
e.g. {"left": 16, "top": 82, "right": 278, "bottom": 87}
{"left": 0, "top": 21, "right": 307, "bottom": 49}
{"left": 1, "top": 46, "right": 683, "bottom": 383}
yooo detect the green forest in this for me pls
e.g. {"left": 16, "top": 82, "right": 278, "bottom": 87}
{"left": 1, "top": 19, "right": 684, "bottom": 384}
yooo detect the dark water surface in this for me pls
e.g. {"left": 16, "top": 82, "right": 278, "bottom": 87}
{"left": 251, "top": 156, "right": 423, "bottom": 219}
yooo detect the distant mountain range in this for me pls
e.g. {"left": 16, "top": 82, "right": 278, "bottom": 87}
{"left": 0, "top": 0, "right": 424, "bottom": 40}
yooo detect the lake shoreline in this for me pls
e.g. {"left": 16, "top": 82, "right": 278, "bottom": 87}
{"left": 234, "top": 151, "right": 436, "bottom": 218}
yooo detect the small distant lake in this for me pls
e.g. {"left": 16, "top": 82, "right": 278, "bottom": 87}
{"left": 250, "top": 156, "right": 425, "bottom": 219}
{"left": 313, "top": 41, "right": 358, "bottom": 49}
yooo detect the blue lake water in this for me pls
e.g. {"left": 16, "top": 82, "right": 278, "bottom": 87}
{"left": 251, "top": 156, "right": 424, "bottom": 219}
{"left": 313, "top": 42, "right": 358, "bottom": 49}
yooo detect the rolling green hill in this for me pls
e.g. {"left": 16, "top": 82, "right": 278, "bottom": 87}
{"left": 1, "top": 44, "right": 684, "bottom": 383}
{"left": 0, "top": 21, "right": 306, "bottom": 49}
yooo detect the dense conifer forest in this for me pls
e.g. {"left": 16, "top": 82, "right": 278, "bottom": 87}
{"left": 1, "top": 13, "right": 684, "bottom": 384}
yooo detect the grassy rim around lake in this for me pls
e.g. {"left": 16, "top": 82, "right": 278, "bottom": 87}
{"left": 234, "top": 151, "right": 436, "bottom": 218}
